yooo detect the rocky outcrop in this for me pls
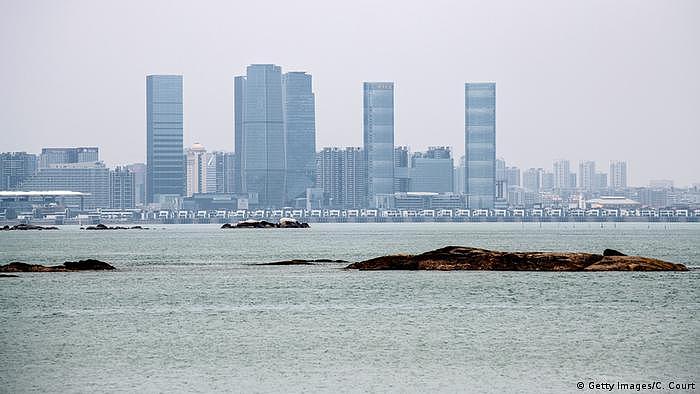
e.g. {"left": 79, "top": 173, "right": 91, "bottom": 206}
{"left": 0, "top": 259, "right": 116, "bottom": 272}
{"left": 603, "top": 248, "right": 626, "bottom": 256}
{"left": 84, "top": 224, "right": 147, "bottom": 230}
{"left": 345, "top": 246, "right": 688, "bottom": 271}
{"left": 221, "top": 218, "right": 310, "bottom": 229}
{"left": 256, "top": 259, "right": 349, "bottom": 266}
{"left": 1, "top": 224, "right": 59, "bottom": 231}
{"left": 0, "top": 274, "right": 19, "bottom": 277}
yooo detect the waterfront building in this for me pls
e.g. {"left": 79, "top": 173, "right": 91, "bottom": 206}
{"left": 236, "top": 64, "right": 286, "bottom": 208}
{"left": 110, "top": 166, "right": 135, "bottom": 209}
{"left": 394, "top": 146, "right": 410, "bottom": 193}
{"left": 610, "top": 160, "right": 628, "bottom": 189}
{"left": 553, "top": 159, "right": 571, "bottom": 190}
{"left": 283, "top": 71, "right": 316, "bottom": 203}
{"left": 185, "top": 143, "right": 208, "bottom": 197}
{"left": 146, "top": 75, "right": 184, "bottom": 205}
{"left": 316, "top": 147, "right": 366, "bottom": 208}
{"left": 19, "top": 162, "right": 110, "bottom": 208}
{"left": 0, "top": 152, "right": 37, "bottom": 190}
{"left": 410, "top": 147, "right": 453, "bottom": 193}
{"left": 125, "top": 163, "right": 146, "bottom": 207}
{"left": 38, "top": 147, "right": 98, "bottom": 168}
{"left": 363, "top": 82, "right": 395, "bottom": 206}
{"left": 464, "top": 82, "right": 496, "bottom": 209}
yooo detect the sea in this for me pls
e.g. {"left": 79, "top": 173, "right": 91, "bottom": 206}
{"left": 1, "top": 222, "right": 698, "bottom": 393}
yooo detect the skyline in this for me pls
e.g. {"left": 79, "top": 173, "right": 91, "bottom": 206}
{"left": 1, "top": 0, "right": 699, "bottom": 186}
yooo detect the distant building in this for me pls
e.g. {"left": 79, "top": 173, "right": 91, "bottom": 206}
{"left": 610, "top": 160, "right": 627, "bottom": 189}
{"left": 125, "top": 163, "right": 146, "bottom": 207}
{"left": 316, "top": 147, "right": 366, "bottom": 208}
{"left": 379, "top": 192, "right": 466, "bottom": 210}
{"left": 410, "top": 147, "right": 453, "bottom": 193}
{"left": 363, "top": 82, "right": 395, "bottom": 206}
{"left": 506, "top": 166, "right": 520, "bottom": 188}
{"left": 283, "top": 71, "right": 316, "bottom": 203}
{"left": 522, "top": 168, "right": 543, "bottom": 192}
{"left": 586, "top": 196, "right": 640, "bottom": 210}
{"left": 186, "top": 143, "right": 209, "bottom": 197}
{"left": 236, "top": 64, "right": 286, "bottom": 208}
{"left": 20, "top": 162, "right": 110, "bottom": 209}
{"left": 39, "top": 147, "right": 98, "bottom": 168}
{"left": 578, "top": 161, "right": 596, "bottom": 191}
{"left": 146, "top": 75, "right": 184, "bottom": 205}
{"left": 110, "top": 166, "right": 135, "bottom": 209}
{"left": 595, "top": 172, "right": 608, "bottom": 191}
{"left": 394, "top": 146, "right": 410, "bottom": 193}
{"left": 553, "top": 159, "right": 571, "bottom": 190}
{"left": 211, "top": 151, "right": 237, "bottom": 194}
{"left": 0, "top": 152, "right": 37, "bottom": 190}
{"left": 464, "top": 82, "right": 496, "bottom": 209}
{"left": 649, "top": 179, "right": 674, "bottom": 189}
{"left": 541, "top": 172, "right": 555, "bottom": 191}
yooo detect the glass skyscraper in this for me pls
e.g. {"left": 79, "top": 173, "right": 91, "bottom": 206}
{"left": 146, "top": 75, "right": 184, "bottom": 204}
{"left": 464, "top": 82, "right": 496, "bottom": 209}
{"left": 235, "top": 64, "right": 286, "bottom": 208}
{"left": 363, "top": 82, "right": 394, "bottom": 206}
{"left": 283, "top": 71, "right": 316, "bottom": 204}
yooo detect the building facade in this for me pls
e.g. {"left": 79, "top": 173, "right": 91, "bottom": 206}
{"left": 409, "top": 147, "right": 454, "bottom": 193}
{"left": 464, "top": 82, "right": 496, "bottom": 209}
{"left": 579, "top": 161, "right": 596, "bottom": 191}
{"left": 19, "top": 162, "right": 110, "bottom": 209}
{"left": 186, "top": 143, "right": 208, "bottom": 197}
{"left": 110, "top": 167, "right": 135, "bottom": 209}
{"left": 316, "top": 147, "right": 366, "bottom": 208}
{"left": 610, "top": 160, "right": 628, "bottom": 189}
{"left": 363, "top": 82, "right": 395, "bottom": 206}
{"left": 283, "top": 71, "right": 316, "bottom": 204}
{"left": 38, "top": 147, "right": 98, "bottom": 168}
{"left": 125, "top": 163, "right": 146, "bottom": 207}
{"left": 146, "top": 75, "right": 184, "bottom": 205}
{"left": 0, "top": 152, "right": 37, "bottom": 190}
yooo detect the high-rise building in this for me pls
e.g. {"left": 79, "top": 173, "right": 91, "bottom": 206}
{"left": 186, "top": 143, "right": 208, "bottom": 196}
{"left": 409, "top": 147, "right": 454, "bottom": 193}
{"left": 236, "top": 64, "right": 286, "bottom": 208}
{"left": 506, "top": 166, "right": 520, "bottom": 188}
{"left": 394, "top": 146, "right": 410, "bottom": 193}
{"left": 553, "top": 159, "right": 571, "bottom": 190}
{"left": 283, "top": 71, "right": 316, "bottom": 204}
{"left": 316, "top": 147, "right": 366, "bottom": 208}
{"left": 363, "top": 82, "right": 395, "bottom": 206}
{"left": 595, "top": 172, "right": 608, "bottom": 191}
{"left": 465, "top": 82, "right": 496, "bottom": 209}
{"left": 610, "top": 160, "right": 628, "bottom": 189}
{"left": 522, "top": 168, "right": 543, "bottom": 192}
{"left": 579, "top": 161, "right": 596, "bottom": 191}
{"left": 542, "top": 172, "right": 555, "bottom": 191}
{"left": 38, "top": 147, "right": 99, "bottom": 168}
{"left": 20, "top": 162, "right": 110, "bottom": 208}
{"left": 234, "top": 76, "right": 245, "bottom": 193}
{"left": 215, "top": 151, "right": 237, "bottom": 194}
{"left": 146, "top": 75, "right": 184, "bottom": 205}
{"left": 125, "top": 163, "right": 146, "bottom": 206}
{"left": 0, "top": 152, "right": 37, "bottom": 190}
{"left": 110, "top": 167, "right": 135, "bottom": 209}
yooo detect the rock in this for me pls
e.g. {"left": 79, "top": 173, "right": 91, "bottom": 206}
{"left": 0, "top": 259, "right": 116, "bottom": 272}
{"left": 603, "top": 248, "right": 626, "bottom": 256}
{"left": 221, "top": 219, "right": 310, "bottom": 229}
{"left": 345, "top": 246, "right": 688, "bottom": 271}
{"left": 1, "top": 224, "right": 58, "bottom": 231}
{"left": 84, "top": 224, "right": 145, "bottom": 230}
{"left": 0, "top": 274, "right": 19, "bottom": 277}
{"left": 256, "top": 258, "right": 349, "bottom": 265}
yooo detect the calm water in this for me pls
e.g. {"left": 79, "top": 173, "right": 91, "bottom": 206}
{"left": 1, "top": 223, "right": 698, "bottom": 393}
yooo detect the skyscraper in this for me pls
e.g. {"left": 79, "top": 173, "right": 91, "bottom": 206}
{"left": 523, "top": 168, "right": 544, "bottom": 192}
{"left": 236, "top": 64, "right": 286, "bottom": 208}
{"left": 363, "top": 82, "right": 395, "bottom": 206}
{"left": 394, "top": 146, "right": 410, "bottom": 193}
{"left": 464, "top": 82, "right": 496, "bottom": 209}
{"left": 610, "top": 160, "right": 628, "bottom": 189}
{"left": 0, "top": 152, "right": 37, "bottom": 190}
{"left": 283, "top": 72, "right": 316, "bottom": 204}
{"left": 110, "top": 167, "right": 135, "bottom": 209}
{"left": 316, "top": 147, "right": 366, "bottom": 208}
{"left": 186, "top": 143, "right": 208, "bottom": 197}
{"left": 578, "top": 161, "right": 596, "bottom": 191}
{"left": 553, "top": 159, "right": 571, "bottom": 190}
{"left": 39, "top": 147, "right": 98, "bottom": 168}
{"left": 146, "top": 75, "right": 184, "bottom": 205}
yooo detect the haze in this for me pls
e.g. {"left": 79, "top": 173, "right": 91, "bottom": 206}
{"left": 1, "top": 0, "right": 698, "bottom": 186}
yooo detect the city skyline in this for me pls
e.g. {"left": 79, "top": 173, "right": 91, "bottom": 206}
{"left": 1, "top": 1, "right": 699, "bottom": 186}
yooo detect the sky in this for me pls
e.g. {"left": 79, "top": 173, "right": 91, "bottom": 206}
{"left": 1, "top": 0, "right": 698, "bottom": 186}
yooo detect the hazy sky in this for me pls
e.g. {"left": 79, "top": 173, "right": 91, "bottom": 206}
{"left": 1, "top": 0, "right": 698, "bottom": 186}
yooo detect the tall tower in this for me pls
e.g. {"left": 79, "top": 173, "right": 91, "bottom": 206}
{"left": 236, "top": 65, "right": 285, "bottom": 208}
{"left": 578, "top": 161, "right": 596, "bottom": 191}
{"left": 610, "top": 160, "right": 628, "bottom": 189}
{"left": 146, "top": 75, "right": 184, "bottom": 205}
{"left": 464, "top": 82, "right": 496, "bottom": 209}
{"left": 283, "top": 71, "right": 316, "bottom": 204}
{"left": 186, "top": 143, "right": 208, "bottom": 196}
{"left": 363, "top": 82, "right": 394, "bottom": 207}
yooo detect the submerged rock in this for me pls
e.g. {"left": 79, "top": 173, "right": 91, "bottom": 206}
{"left": 256, "top": 258, "right": 349, "bottom": 266}
{"left": 84, "top": 224, "right": 147, "bottom": 230}
{"left": 603, "top": 248, "right": 627, "bottom": 256}
{"left": 0, "top": 259, "right": 116, "bottom": 272}
{"left": 345, "top": 246, "right": 688, "bottom": 272}
{"left": 1, "top": 224, "right": 59, "bottom": 231}
{"left": 0, "top": 274, "right": 19, "bottom": 277}
{"left": 221, "top": 218, "right": 310, "bottom": 229}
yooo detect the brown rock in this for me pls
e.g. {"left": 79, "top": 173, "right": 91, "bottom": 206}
{"left": 0, "top": 259, "right": 116, "bottom": 272}
{"left": 345, "top": 246, "right": 687, "bottom": 272}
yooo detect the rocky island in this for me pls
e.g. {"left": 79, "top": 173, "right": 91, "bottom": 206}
{"left": 1, "top": 224, "right": 59, "bottom": 231}
{"left": 0, "top": 259, "right": 116, "bottom": 272}
{"left": 83, "top": 224, "right": 147, "bottom": 230}
{"left": 222, "top": 218, "right": 310, "bottom": 229}
{"left": 345, "top": 246, "right": 688, "bottom": 271}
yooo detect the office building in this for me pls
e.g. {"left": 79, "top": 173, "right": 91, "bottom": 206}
{"left": 283, "top": 71, "right": 316, "bottom": 203}
{"left": 363, "top": 82, "right": 395, "bottom": 206}
{"left": 125, "top": 163, "right": 146, "bottom": 207}
{"left": 0, "top": 152, "right": 37, "bottom": 190}
{"left": 19, "top": 162, "right": 110, "bottom": 209}
{"left": 146, "top": 75, "right": 184, "bottom": 205}
{"left": 579, "top": 161, "right": 596, "bottom": 191}
{"left": 553, "top": 159, "right": 571, "bottom": 190}
{"left": 610, "top": 161, "right": 628, "bottom": 189}
{"left": 522, "top": 168, "right": 543, "bottom": 192}
{"left": 39, "top": 147, "right": 98, "bottom": 168}
{"left": 236, "top": 64, "right": 286, "bottom": 207}
{"left": 394, "top": 146, "right": 410, "bottom": 193}
{"left": 464, "top": 82, "right": 496, "bottom": 209}
{"left": 506, "top": 166, "right": 520, "bottom": 188}
{"left": 186, "top": 143, "right": 208, "bottom": 197}
{"left": 110, "top": 167, "right": 135, "bottom": 209}
{"left": 410, "top": 147, "right": 454, "bottom": 193}
{"left": 316, "top": 147, "right": 366, "bottom": 208}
